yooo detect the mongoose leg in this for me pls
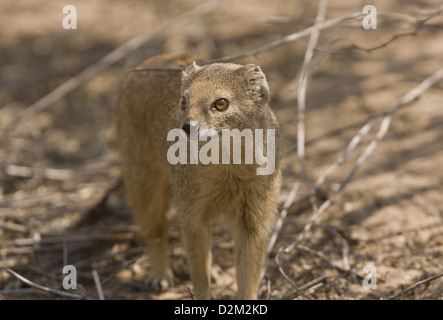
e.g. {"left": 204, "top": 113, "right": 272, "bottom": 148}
{"left": 181, "top": 218, "right": 212, "bottom": 300}
{"left": 124, "top": 165, "right": 173, "bottom": 290}
{"left": 232, "top": 206, "right": 272, "bottom": 300}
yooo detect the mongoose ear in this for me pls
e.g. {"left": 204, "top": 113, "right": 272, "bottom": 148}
{"left": 182, "top": 61, "right": 201, "bottom": 79}
{"left": 242, "top": 64, "right": 270, "bottom": 106}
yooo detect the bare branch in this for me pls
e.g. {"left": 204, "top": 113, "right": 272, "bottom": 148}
{"left": 2, "top": 231, "right": 135, "bottom": 247}
{"left": 130, "top": 66, "right": 185, "bottom": 72}
{"left": 6, "top": 269, "right": 83, "bottom": 299}
{"left": 1, "top": 0, "right": 230, "bottom": 136}
{"left": 274, "top": 66, "right": 443, "bottom": 295}
{"left": 260, "top": 172, "right": 303, "bottom": 281}
{"left": 261, "top": 0, "right": 329, "bottom": 285}
{"left": 296, "top": 244, "right": 362, "bottom": 279}
{"left": 331, "top": 228, "right": 350, "bottom": 271}
{"left": 187, "top": 286, "right": 196, "bottom": 300}
{"left": 293, "top": 66, "right": 443, "bottom": 251}
{"left": 316, "top": 5, "right": 443, "bottom": 55}
{"left": 272, "top": 0, "right": 329, "bottom": 298}
{"left": 275, "top": 248, "right": 312, "bottom": 300}
{"left": 283, "top": 274, "right": 331, "bottom": 299}
{"left": 295, "top": 0, "right": 327, "bottom": 209}
{"left": 386, "top": 271, "right": 443, "bottom": 300}
{"left": 129, "top": 7, "right": 443, "bottom": 73}
{"left": 200, "top": 11, "right": 364, "bottom": 65}
{"left": 316, "top": 66, "right": 443, "bottom": 188}
{"left": 0, "top": 220, "right": 28, "bottom": 233}
{"left": 134, "top": 11, "right": 364, "bottom": 72}
{"left": 92, "top": 270, "right": 105, "bottom": 300}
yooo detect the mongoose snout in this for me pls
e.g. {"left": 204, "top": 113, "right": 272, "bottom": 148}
{"left": 181, "top": 121, "right": 198, "bottom": 136}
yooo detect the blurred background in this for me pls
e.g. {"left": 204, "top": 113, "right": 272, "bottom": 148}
{"left": 0, "top": 0, "right": 442, "bottom": 299}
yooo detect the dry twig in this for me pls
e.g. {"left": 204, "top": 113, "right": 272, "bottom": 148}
{"left": 1, "top": 0, "right": 229, "bottom": 136}
{"left": 0, "top": 220, "right": 28, "bottom": 233}
{"left": 134, "top": 10, "right": 365, "bottom": 72}
{"left": 187, "top": 286, "right": 196, "bottom": 300}
{"left": 134, "top": 6, "right": 443, "bottom": 72}
{"left": 302, "top": 67, "right": 443, "bottom": 242}
{"left": 201, "top": 11, "right": 363, "bottom": 65}
{"left": 316, "top": 5, "right": 443, "bottom": 55}
{"left": 6, "top": 269, "right": 83, "bottom": 299}
{"left": 276, "top": 65, "right": 443, "bottom": 295}
{"left": 92, "top": 270, "right": 105, "bottom": 300}
{"left": 386, "top": 271, "right": 443, "bottom": 300}
{"left": 2, "top": 231, "right": 135, "bottom": 248}
{"left": 260, "top": 172, "right": 302, "bottom": 281}
{"left": 283, "top": 274, "right": 331, "bottom": 299}
{"left": 274, "top": 0, "right": 328, "bottom": 297}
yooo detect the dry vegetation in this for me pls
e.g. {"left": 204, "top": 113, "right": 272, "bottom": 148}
{"left": 1, "top": 0, "right": 442, "bottom": 300}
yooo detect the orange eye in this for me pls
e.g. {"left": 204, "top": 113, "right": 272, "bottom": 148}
{"left": 214, "top": 98, "right": 229, "bottom": 111}
{"left": 181, "top": 97, "right": 187, "bottom": 110}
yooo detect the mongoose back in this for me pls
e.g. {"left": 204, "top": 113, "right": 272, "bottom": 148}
{"left": 115, "top": 52, "right": 283, "bottom": 299}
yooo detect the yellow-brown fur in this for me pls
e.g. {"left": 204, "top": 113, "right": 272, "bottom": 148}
{"left": 115, "top": 52, "right": 283, "bottom": 299}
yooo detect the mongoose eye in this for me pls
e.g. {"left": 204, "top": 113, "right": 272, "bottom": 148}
{"left": 213, "top": 98, "right": 229, "bottom": 111}
{"left": 181, "top": 97, "right": 187, "bottom": 110}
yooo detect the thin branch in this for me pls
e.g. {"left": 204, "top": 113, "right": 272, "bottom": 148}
{"left": 133, "top": 11, "right": 362, "bottom": 73}
{"left": 260, "top": 173, "right": 303, "bottom": 282}
{"left": 63, "top": 239, "right": 68, "bottom": 267}
{"left": 272, "top": 0, "right": 328, "bottom": 299}
{"left": 275, "top": 248, "right": 312, "bottom": 300}
{"left": 296, "top": 244, "right": 362, "bottom": 279}
{"left": 201, "top": 11, "right": 363, "bottom": 65}
{"left": 6, "top": 269, "right": 83, "bottom": 299}
{"left": 330, "top": 228, "right": 350, "bottom": 271}
{"left": 275, "top": 66, "right": 443, "bottom": 295}
{"left": 3, "top": 231, "right": 135, "bottom": 247}
{"left": 295, "top": 0, "right": 327, "bottom": 210}
{"left": 290, "top": 66, "right": 443, "bottom": 253}
{"left": 315, "top": 5, "right": 443, "bottom": 55}
{"left": 130, "top": 66, "right": 185, "bottom": 72}
{"left": 265, "top": 279, "right": 271, "bottom": 300}
{"left": 132, "top": 11, "right": 361, "bottom": 72}
{"left": 92, "top": 270, "right": 105, "bottom": 300}
{"left": 386, "top": 271, "right": 443, "bottom": 300}
{"left": 264, "top": 11, "right": 417, "bottom": 26}
{"left": 187, "top": 287, "right": 196, "bottom": 300}
{"left": 130, "top": 6, "right": 443, "bottom": 72}
{"left": 274, "top": 0, "right": 328, "bottom": 296}
{"left": 314, "top": 115, "right": 379, "bottom": 187}
{"left": 317, "top": 66, "right": 443, "bottom": 188}
{"left": 283, "top": 274, "right": 331, "bottom": 299}
{"left": 0, "top": 220, "right": 28, "bottom": 233}
{"left": 299, "top": 274, "right": 330, "bottom": 291}
{"left": 1, "top": 0, "right": 230, "bottom": 136}
{"left": 76, "top": 238, "right": 160, "bottom": 300}
{"left": 297, "top": 0, "right": 328, "bottom": 169}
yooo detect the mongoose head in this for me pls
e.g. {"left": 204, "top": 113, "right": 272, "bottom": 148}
{"left": 179, "top": 61, "right": 270, "bottom": 138}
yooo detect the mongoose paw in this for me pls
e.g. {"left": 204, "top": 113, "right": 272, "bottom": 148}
{"left": 145, "top": 269, "right": 174, "bottom": 291}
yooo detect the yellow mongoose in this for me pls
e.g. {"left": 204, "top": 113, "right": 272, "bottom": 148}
{"left": 115, "top": 52, "right": 282, "bottom": 299}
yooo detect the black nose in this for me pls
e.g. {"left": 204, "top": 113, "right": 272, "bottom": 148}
{"left": 182, "top": 122, "right": 190, "bottom": 135}
{"left": 182, "top": 121, "right": 198, "bottom": 136}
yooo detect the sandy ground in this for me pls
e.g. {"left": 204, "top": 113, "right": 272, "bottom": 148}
{"left": 0, "top": 0, "right": 442, "bottom": 300}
